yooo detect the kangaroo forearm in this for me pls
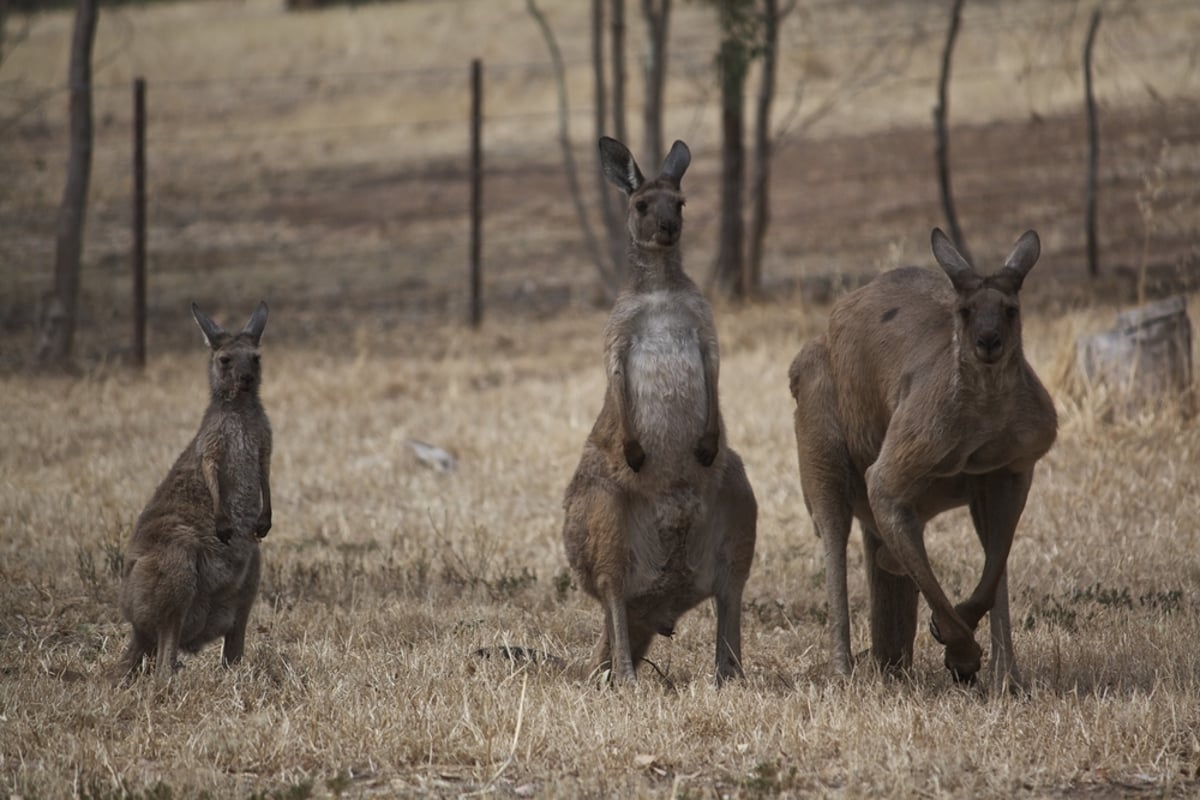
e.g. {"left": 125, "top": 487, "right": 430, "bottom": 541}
{"left": 703, "top": 355, "right": 720, "bottom": 440}
{"left": 201, "top": 455, "right": 223, "bottom": 518}
{"left": 259, "top": 455, "right": 272, "bottom": 515}
{"left": 611, "top": 355, "right": 636, "bottom": 442}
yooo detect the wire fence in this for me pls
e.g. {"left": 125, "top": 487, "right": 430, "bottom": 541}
{"left": 0, "top": 0, "right": 1198, "bottom": 363}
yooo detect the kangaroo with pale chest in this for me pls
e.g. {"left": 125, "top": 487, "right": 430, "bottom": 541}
{"left": 563, "top": 137, "right": 757, "bottom": 686}
{"left": 112, "top": 302, "right": 273, "bottom": 682}
{"left": 789, "top": 229, "right": 1056, "bottom": 690}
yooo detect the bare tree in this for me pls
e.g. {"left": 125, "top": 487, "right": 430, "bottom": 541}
{"left": 36, "top": 0, "right": 98, "bottom": 365}
{"left": 536, "top": 0, "right": 674, "bottom": 298}
{"left": 527, "top": 0, "right": 614, "bottom": 293}
{"left": 640, "top": 0, "right": 671, "bottom": 166}
{"left": 593, "top": 0, "right": 625, "bottom": 287}
{"left": 746, "top": 0, "right": 783, "bottom": 297}
{"left": 609, "top": 0, "right": 628, "bottom": 146}
{"left": 708, "top": 0, "right": 758, "bottom": 299}
{"left": 697, "top": 0, "right": 797, "bottom": 298}
{"left": 933, "top": 0, "right": 971, "bottom": 265}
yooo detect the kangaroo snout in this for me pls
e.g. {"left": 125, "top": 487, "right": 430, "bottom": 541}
{"left": 656, "top": 219, "right": 679, "bottom": 244}
{"left": 974, "top": 331, "right": 1003, "bottom": 362}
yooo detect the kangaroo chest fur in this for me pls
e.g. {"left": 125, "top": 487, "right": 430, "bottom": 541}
{"left": 624, "top": 290, "right": 708, "bottom": 463}
{"left": 207, "top": 409, "right": 266, "bottom": 531}
{"left": 615, "top": 290, "right": 722, "bottom": 617}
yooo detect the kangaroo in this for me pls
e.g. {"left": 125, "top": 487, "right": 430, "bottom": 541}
{"left": 112, "top": 301, "right": 273, "bottom": 682}
{"left": 563, "top": 136, "right": 757, "bottom": 686}
{"left": 789, "top": 229, "right": 1056, "bottom": 690}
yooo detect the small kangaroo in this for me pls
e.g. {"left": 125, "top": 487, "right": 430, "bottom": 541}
{"left": 112, "top": 302, "right": 273, "bottom": 682}
{"left": 563, "top": 137, "right": 757, "bottom": 686}
{"left": 789, "top": 230, "right": 1056, "bottom": 690}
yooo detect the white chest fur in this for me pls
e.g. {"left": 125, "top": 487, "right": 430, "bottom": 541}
{"left": 625, "top": 291, "right": 707, "bottom": 452}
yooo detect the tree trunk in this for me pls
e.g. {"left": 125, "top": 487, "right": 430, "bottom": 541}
{"left": 640, "top": 0, "right": 670, "bottom": 166}
{"left": 713, "top": 34, "right": 748, "bottom": 298}
{"left": 37, "top": 0, "right": 97, "bottom": 365}
{"left": 608, "top": 0, "right": 629, "bottom": 285}
{"left": 746, "top": 0, "right": 779, "bottom": 298}
{"left": 609, "top": 0, "right": 627, "bottom": 146}
{"left": 592, "top": 0, "right": 624, "bottom": 291}
{"left": 933, "top": 0, "right": 971, "bottom": 265}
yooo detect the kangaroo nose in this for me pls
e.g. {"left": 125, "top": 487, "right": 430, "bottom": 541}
{"left": 975, "top": 333, "right": 1002, "bottom": 360}
{"left": 656, "top": 221, "right": 679, "bottom": 244}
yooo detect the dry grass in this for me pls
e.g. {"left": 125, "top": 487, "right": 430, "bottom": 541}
{"left": 3, "top": 298, "right": 1200, "bottom": 799}
{"left": 3, "top": 0, "right": 1200, "bottom": 797}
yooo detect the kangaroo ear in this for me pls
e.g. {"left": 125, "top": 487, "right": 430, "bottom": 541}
{"left": 243, "top": 301, "right": 269, "bottom": 345}
{"left": 998, "top": 230, "right": 1041, "bottom": 290}
{"left": 599, "top": 136, "right": 644, "bottom": 196}
{"left": 659, "top": 140, "right": 690, "bottom": 187}
{"left": 931, "top": 228, "right": 979, "bottom": 292}
{"left": 191, "top": 303, "right": 224, "bottom": 349}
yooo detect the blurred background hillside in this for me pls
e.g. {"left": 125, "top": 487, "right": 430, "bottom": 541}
{"left": 1, "top": 0, "right": 1197, "bottom": 366}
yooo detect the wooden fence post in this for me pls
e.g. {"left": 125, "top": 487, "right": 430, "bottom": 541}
{"left": 469, "top": 58, "right": 483, "bottom": 328}
{"left": 1083, "top": 8, "right": 1102, "bottom": 278}
{"left": 132, "top": 76, "right": 147, "bottom": 367}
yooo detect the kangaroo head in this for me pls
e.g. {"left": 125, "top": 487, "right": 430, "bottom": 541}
{"left": 931, "top": 228, "right": 1040, "bottom": 366}
{"left": 599, "top": 136, "right": 690, "bottom": 250}
{"left": 192, "top": 301, "right": 269, "bottom": 401}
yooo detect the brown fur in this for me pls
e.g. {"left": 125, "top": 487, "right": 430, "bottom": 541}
{"left": 112, "top": 302, "right": 273, "bottom": 682}
{"left": 789, "top": 229, "right": 1056, "bottom": 689}
{"left": 563, "top": 137, "right": 757, "bottom": 686}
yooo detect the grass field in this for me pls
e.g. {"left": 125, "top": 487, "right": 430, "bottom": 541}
{"left": 3, "top": 1, "right": 1200, "bottom": 798}
{"left": 3, "top": 299, "right": 1200, "bottom": 798}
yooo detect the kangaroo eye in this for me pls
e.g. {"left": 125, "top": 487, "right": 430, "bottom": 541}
{"left": 219, "top": 355, "right": 232, "bottom": 366}
{"left": 635, "top": 200, "right": 648, "bottom": 215}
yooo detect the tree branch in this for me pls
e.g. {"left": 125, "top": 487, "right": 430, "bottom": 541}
{"left": 526, "top": 0, "right": 615, "bottom": 294}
